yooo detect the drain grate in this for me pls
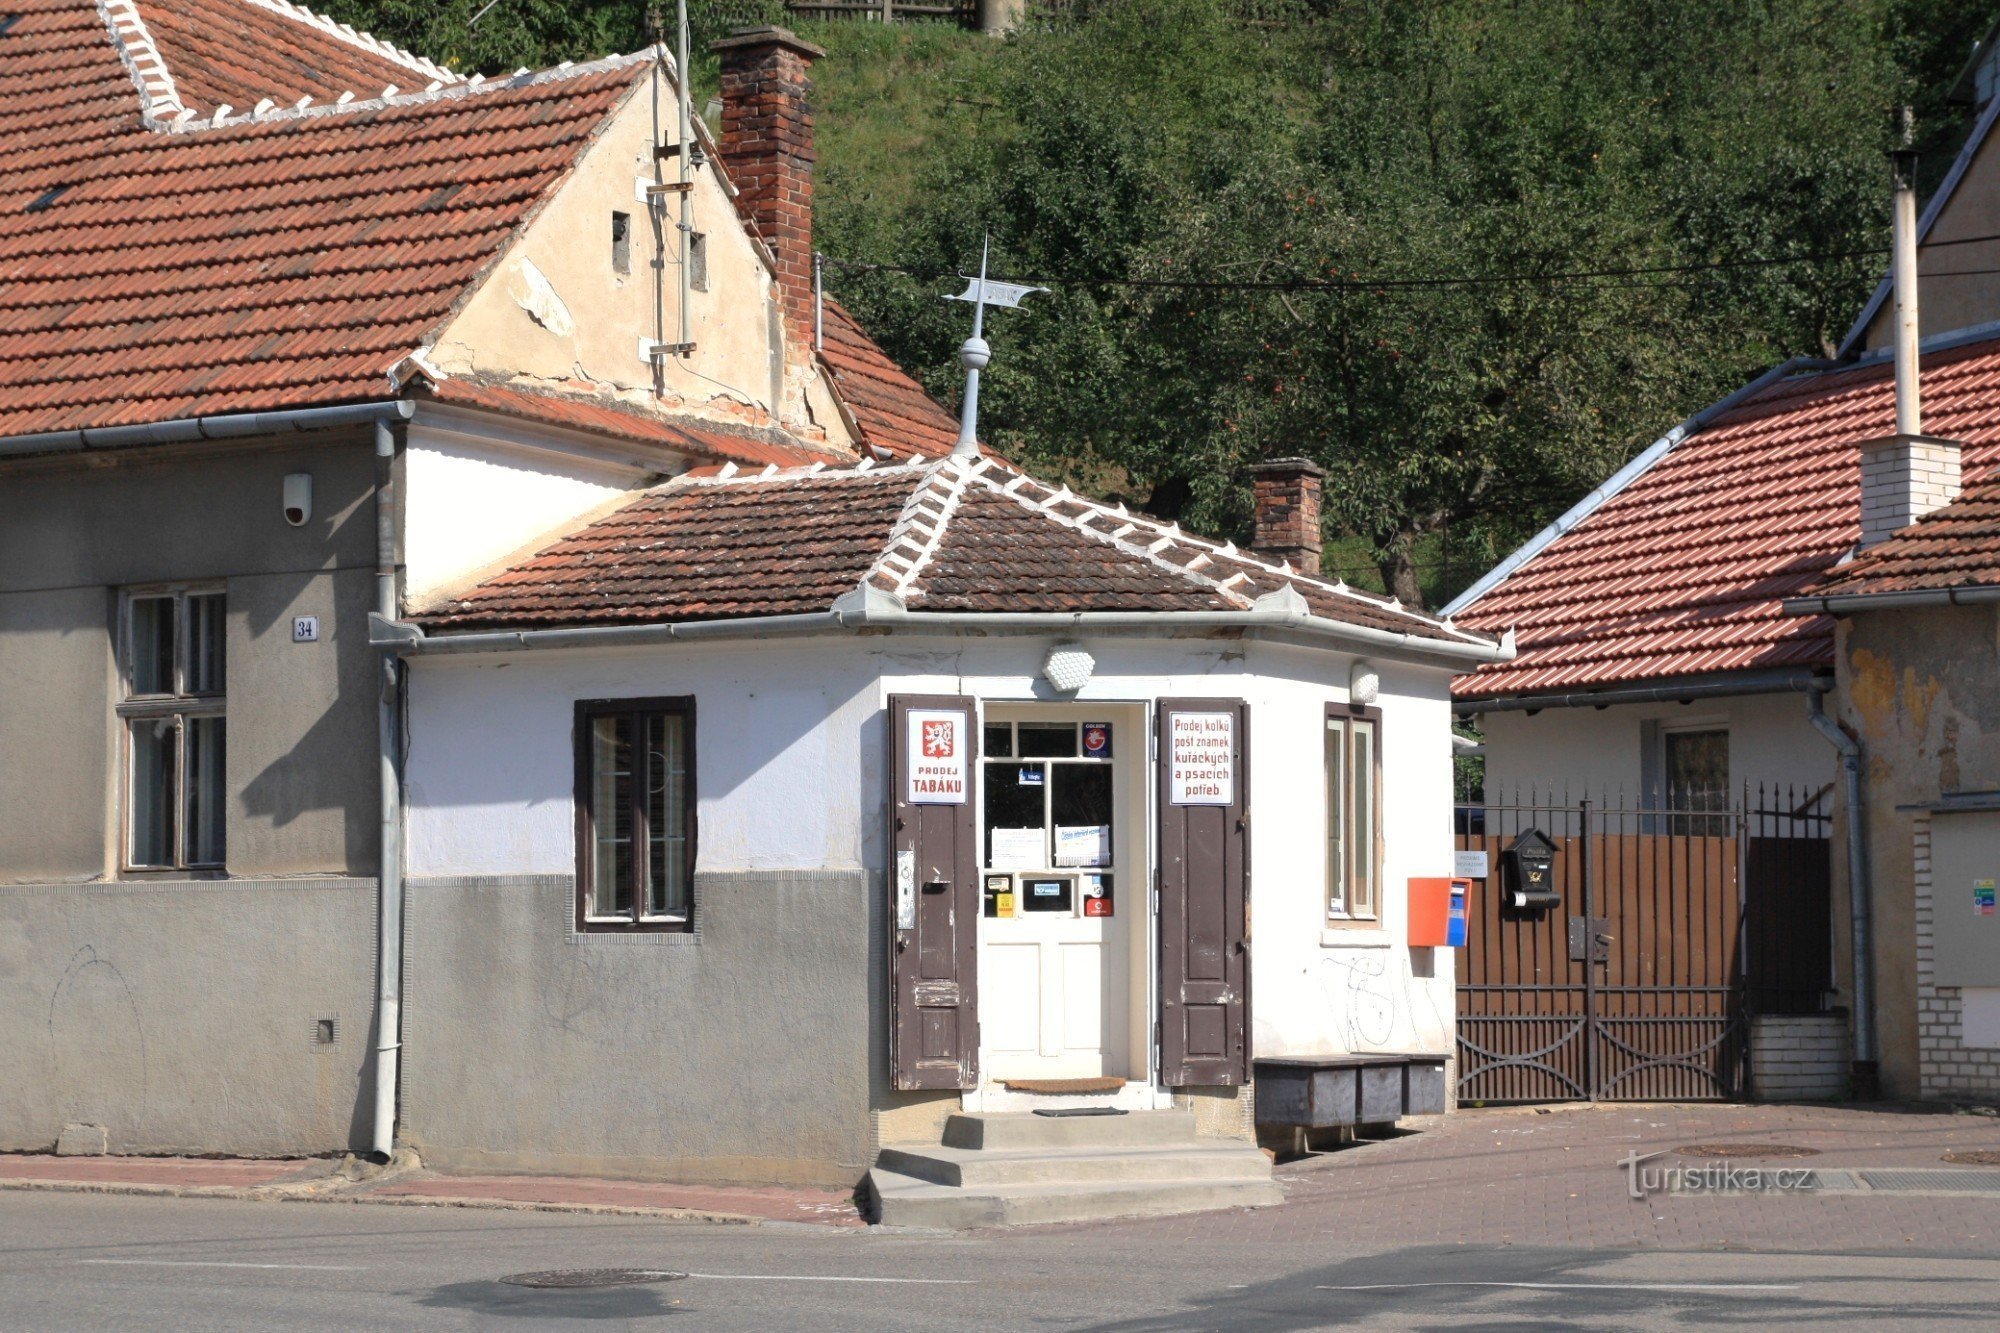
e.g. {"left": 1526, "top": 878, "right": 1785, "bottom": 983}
{"left": 1858, "top": 1169, "right": 2000, "bottom": 1192}
{"left": 1674, "top": 1143, "right": 1819, "bottom": 1159}
{"left": 499, "top": 1269, "right": 687, "bottom": 1289}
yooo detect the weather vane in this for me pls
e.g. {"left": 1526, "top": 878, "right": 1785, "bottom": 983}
{"left": 945, "top": 235, "right": 1046, "bottom": 458}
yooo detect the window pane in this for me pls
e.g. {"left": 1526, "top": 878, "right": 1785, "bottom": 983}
{"left": 184, "top": 715, "right": 226, "bottom": 866}
{"left": 1017, "top": 722, "right": 1076, "bottom": 758}
{"left": 590, "top": 715, "right": 633, "bottom": 917}
{"left": 984, "top": 763, "right": 1046, "bottom": 866}
{"left": 187, "top": 594, "right": 226, "bottom": 695}
{"left": 1326, "top": 720, "right": 1347, "bottom": 916}
{"left": 982, "top": 722, "right": 1013, "bottom": 758}
{"left": 129, "top": 596, "right": 175, "bottom": 695}
{"left": 130, "top": 717, "right": 176, "bottom": 866}
{"left": 1666, "top": 729, "right": 1729, "bottom": 835}
{"left": 1352, "top": 720, "right": 1376, "bottom": 915}
{"left": 1051, "top": 764, "right": 1111, "bottom": 827}
{"left": 645, "top": 712, "right": 689, "bottom": 918}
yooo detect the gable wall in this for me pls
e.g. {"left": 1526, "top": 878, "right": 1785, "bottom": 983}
{"left": 1862, "top": 122, "right": 2000, "bottom": 350}
{"left": 427, "top": 69, "right": 851, "bottom": 446}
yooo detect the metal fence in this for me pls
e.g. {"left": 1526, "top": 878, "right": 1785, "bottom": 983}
{"left": 1454, "top": 787, "right": 1834, "bottom": 1104}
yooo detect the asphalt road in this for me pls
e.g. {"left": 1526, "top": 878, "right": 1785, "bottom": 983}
{"left": 4, "top": 1191, "right": 1999, "bottom": 1330}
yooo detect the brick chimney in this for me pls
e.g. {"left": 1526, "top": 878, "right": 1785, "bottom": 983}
{"left": 712, "top": 27, "right": 824, "bottom": 363}
{"left": 1249, "top": 457, "right": 1325, "bottom": 575}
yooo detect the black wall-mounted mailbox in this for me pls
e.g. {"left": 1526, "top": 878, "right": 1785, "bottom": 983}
{"left": 1503, "top": 828, "right": 1562, "bottom": 910}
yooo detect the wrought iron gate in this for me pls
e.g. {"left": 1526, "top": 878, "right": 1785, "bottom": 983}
{"left": 1454, "top": 790, "right": 1832, "bottom": 1104}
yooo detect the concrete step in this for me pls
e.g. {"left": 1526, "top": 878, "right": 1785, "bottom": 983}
{"left": 939, "top": 1110, "right": 1199, "bottom": 1151}
{"left": 874, "top": 1141, "right": 1273, "bottom": 1188}
{"left": 867, "top": 1167, "right": 1284, "bottom": 1229}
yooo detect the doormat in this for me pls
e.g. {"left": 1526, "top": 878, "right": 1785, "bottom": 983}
{"left": 1033, "top": 1107, "right": 1128, "bottom": 1118}
{"left": 1001, "top": 1077, "right": 1125, "bottom": 1095}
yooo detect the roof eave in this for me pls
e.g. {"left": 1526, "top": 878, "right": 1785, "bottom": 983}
{"left": 383, "top": 601, "right": 1511, "bottom": 668}
{"left": 1451, "top": 665, "right": 1831, "bottom": 716}
{"left": 1782, "top": 583, "right": 2000, "bottom": 616}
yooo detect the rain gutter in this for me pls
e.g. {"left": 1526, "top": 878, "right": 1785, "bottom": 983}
{"left": 1782, "top": 584, "right": 2000, "bottom": 616}
{"left": 371, "top": 592, "right": 1514, "bottom": 669}
{"left": 1451, "top": 668, "right": 1827, "bottom": 716}
{"left": 0, "top": 400, "right": 416, "bottom": 459}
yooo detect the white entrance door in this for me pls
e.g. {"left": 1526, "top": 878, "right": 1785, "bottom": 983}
{"left": 978, "top": 710, "right": 1136, "bottom": 1084}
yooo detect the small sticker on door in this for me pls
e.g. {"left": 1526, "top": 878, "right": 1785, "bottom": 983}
{"left": 1977, "top": 879, "right": 1996, "bottom": 917}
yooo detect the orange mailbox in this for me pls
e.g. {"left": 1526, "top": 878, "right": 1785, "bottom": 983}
{"left": 1408, "top": 877, "right": 1472, "bottom": 947}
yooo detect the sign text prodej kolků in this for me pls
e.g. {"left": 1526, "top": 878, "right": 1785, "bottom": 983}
{"left": 1169, "top": 711, "right": 1234, "bottom": 806}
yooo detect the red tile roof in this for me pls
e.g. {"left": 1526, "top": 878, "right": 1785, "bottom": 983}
{"left": 818, "top": 297, "right": 961, "bottom": 459}
{"left": 419, "top": 378, "right": 844, "bottom": 470}
{"left": 1454, "top": 336, "right": 2000, "bottom": 700}
{"left": 133, "top": 0, "right": 453, "bottom": 115}
{"left": 420, "top": 455, "right": 1498, "bottom": 654}
{"left": 0, "top": 0, "right": 649, "bottom": 439}
{"left": 1803, "top": 470, "right": 2000, "bottom": 599}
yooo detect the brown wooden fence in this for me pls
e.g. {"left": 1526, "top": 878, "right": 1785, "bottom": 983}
{"left": 1455, "top": 789, "right": 1833, "bottom": 1104}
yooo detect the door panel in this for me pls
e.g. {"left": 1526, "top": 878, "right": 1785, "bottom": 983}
{"left": 1157, "top": 699, "right": 1250, "bottom": 1087}
{"left": 888, "top": 695, "right": 980, "bottom": 1090}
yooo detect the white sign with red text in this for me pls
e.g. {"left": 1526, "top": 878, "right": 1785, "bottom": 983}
{"left": 1168, "top": 710, "right": 1235, "bottom": 806}
{"left": 906, "top": 708, "right": 970, "bottom": 805}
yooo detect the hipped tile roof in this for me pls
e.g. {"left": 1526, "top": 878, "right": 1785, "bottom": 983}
{"left": 420, "top": 454, "right": 1498, "bottom": 650}
{"left": 1454, "top": 336, "right": 2000, "bottom": 700}
{"left": 1804, "top": 470, "right": 2000, "bottom": 599}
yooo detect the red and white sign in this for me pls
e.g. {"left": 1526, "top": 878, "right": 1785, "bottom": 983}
{"left": 906, "top": 708, "right": 970, "bottom": 805}
{"left": 1167, "top": 710, "right": 1234, "bottom": 806}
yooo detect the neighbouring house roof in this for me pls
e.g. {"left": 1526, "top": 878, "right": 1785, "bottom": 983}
{"left": 817, "top": 298, "right": 962, "bottom": 459}
{"left": 1452, "top": 333, "right": 2000, "bottom": 702}
{"left": 417, "top": 454, "right": 1500, "bottom": 656}
{"left": 0, "top": 0, "right": 952, "bottom": 466}
{"left": 416, "top": 378, "right": 838, "bottom": 469}
{"left": 1797, "top": 470, "right": 2000, "bottom": 601}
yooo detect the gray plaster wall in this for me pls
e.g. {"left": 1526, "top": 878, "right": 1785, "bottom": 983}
{"left": 1836, "top": 604, "right": 2000, "bottom": 1098}
{"left": 402, "top": 870, "right": 882, "bottom": 1187}
{"left": 0, "top": 435, "right": 383, "bottom": 882}
{"left": 0, "top": 879, "right": 377, "bottom": 1154}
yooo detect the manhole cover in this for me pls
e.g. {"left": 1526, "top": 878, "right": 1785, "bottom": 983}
{"left": 498, "top": 1269, "right": 687, "bottom": 1289}
{"left": 1674, "top": 1143, "right": 1820, "bottom": 1159}
{"left": 1943, "top": 1149, "right": 2000, "bottom": 1165}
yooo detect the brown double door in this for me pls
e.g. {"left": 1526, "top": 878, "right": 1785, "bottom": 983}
{"left": 887, "top": 695, "right": 1250, "bottom": 1092}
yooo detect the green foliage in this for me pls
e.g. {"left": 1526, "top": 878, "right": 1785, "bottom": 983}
{"left": 326, "top": 0, "right": 1987, "bottom": 606}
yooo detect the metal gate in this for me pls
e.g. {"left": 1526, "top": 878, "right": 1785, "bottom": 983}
{"left": 1454, "top": 789, "right": 1832, "bottom": 1104}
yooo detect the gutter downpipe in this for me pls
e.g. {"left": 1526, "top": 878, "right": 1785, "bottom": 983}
{"left": 373, "top": 416, "right": 406, "bottom": 1163}
{"left": 1807, "top": 684, "right": 1877, "bottom": 1099}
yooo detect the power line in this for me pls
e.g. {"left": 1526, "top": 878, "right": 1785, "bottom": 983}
{"left": 821, "top": 227, "right": 2000, "bottom": 297}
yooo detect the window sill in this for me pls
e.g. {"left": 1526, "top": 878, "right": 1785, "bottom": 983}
{"left": 1321, "top": 925, "right": 1393, "bottom": 949}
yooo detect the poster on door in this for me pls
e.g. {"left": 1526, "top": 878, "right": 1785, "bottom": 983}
{"left": 1167, "top": 710, "right": 1234, "bottom": 806}
{"left": 906, "top": 708, "right": 969, "bottom": 805}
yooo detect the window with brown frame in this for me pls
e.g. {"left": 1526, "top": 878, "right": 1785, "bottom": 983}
{"left": 119, "top": 586, "right": 227, "bottom": 873}
{"left": 1325, "top": 701, "right": 1382, "bottom": 922}
{"left": 575, "top": 697, "right": 696, "bottom": 931}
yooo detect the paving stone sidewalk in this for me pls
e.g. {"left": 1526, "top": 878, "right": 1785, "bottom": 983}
{"left": 0, "top": 1153, "right": 865, "bottom": 1226}
{"left": 8, "top": 1102, "right": 1999, "bottom": 1246}
{"left": 1031, "top": 1101, "right": 2000, "bottom": 1251}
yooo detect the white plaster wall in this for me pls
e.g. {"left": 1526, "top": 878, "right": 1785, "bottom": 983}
{"left": 403, "top": 632, "right": 1463, "bottom": 1061}
{"left": 1477, "top": 691, "right": 1836, "bottom": 807}
{"left": 402, "top": 417, "right": 654, "bottom": 607}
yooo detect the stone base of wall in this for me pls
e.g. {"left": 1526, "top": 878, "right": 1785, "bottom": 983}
{"left": 1916, "top": 818, "right": 2000, "bottom": 1102}
{"left": 1750, "top": 1013, "right": 1849, "bottom": 1101}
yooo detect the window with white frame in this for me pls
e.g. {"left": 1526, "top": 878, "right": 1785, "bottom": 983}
{"left": 119, "top": 588, "right": 226, "bottom": 872}
{"left": 1326, "top": 704, "right": 1381, "bottom": 921}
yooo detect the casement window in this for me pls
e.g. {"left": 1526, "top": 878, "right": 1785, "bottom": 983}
{"left": 575, "top": 697, "right": 696, "bottom": 931}
{"left": 118, "top": 587, "right": 226, "bottom": 872}
{"left": 1664, "top": 726, "right": 1730, "bottom": 836}
{"left": 1326, "top": 703, "right": 1382, "bottom": 922}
